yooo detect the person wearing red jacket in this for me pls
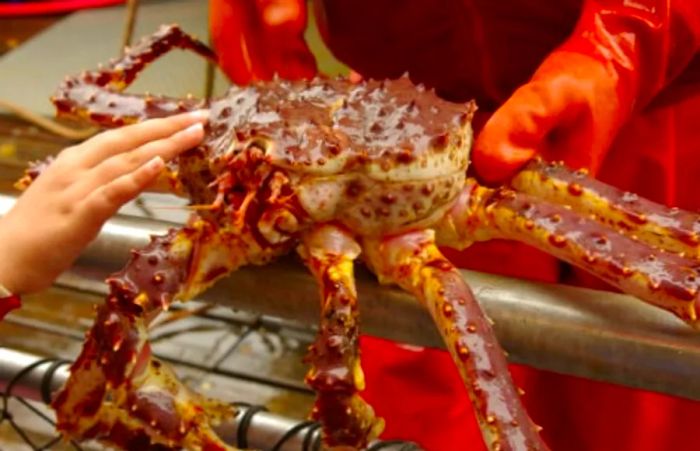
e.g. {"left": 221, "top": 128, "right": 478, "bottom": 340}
{"left": 209, "top": 1, "right": 700, "bottom": 449}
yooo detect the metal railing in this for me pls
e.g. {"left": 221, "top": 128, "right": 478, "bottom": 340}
{"left": 0, "top": 190, "right": 690, "bottom": 401}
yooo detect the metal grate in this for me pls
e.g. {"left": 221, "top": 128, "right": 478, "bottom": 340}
{"left": 0, "top": 345, "right": 422, "bottom": 451}
{"left": 0, "top": 356, "right": 81, "bottom": 451}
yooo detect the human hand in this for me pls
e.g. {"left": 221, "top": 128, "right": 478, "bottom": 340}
{"left": 0, "top": 111, "right": 208, "bottom": 295}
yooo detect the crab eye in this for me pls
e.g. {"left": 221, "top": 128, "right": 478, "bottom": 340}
{"left": 224, "top": 141, "right": 242, "bottom": 158}
{"left": 247, "top": 137, "right": 273, "bottom": 156}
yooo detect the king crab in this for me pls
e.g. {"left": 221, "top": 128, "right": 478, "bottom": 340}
{"left": 20, "top": 24, "right": 700, "bottom": 451}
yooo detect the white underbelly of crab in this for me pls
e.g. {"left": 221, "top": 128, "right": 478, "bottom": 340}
{"left": 289, "top": 117, "right": 472, "bottom": 236}
{"left": 296, "top": 170, "right": 467, "bottom": 236}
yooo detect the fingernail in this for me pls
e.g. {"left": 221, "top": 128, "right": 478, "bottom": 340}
{"left": 173, "top": 122, "right": 204, "bottom": 140}
{"left": 145, "top": 156, "right": 165, "bottom": 172}
{"left": 182, "top": 122, "right": 204, "bottom": 136}
{"left": 188, "top": 109, "right": 210, "bottom": 121}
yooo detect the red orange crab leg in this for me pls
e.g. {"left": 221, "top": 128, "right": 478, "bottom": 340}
{"left": 363, "top": 230, "right": 548, "bottom": 451}
{"left": 298, "top": 224, "right": 384, "bottom": 449}
{"left": 52, "top": 219, "right": 279, "bottom": 450}
{"left": 511, "top": 159, "right": 700, "bottom": 260}
{"left": 436, "top": 180, "right": 700, "bottom": 325}
{"left": 52, "top": 24, "right": 215, "bottom": 127}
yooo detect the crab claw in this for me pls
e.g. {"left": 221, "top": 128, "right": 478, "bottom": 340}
{"left": 298, "top": 224, "right": 384, "bottom": 449}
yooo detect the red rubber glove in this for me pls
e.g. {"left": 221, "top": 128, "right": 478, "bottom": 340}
{"left": 209, "top": 0, "right": 317, "bottom": 84}
{"left": 473, "top": 0, "right": 700, "bottom": 184}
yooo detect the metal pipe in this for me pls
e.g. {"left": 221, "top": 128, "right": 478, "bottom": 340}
{"left": 2, "top": 195, "right": 700, "bottom": 400}
{"left": 0, "top": 348, "right": 419, "bottom": 450}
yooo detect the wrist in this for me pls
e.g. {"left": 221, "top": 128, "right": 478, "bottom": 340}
{"left": 561, "top": 1, "right": 663, "bottom": 111}
{"left": 0, "top": 218, "right": 27, "bottom": 295}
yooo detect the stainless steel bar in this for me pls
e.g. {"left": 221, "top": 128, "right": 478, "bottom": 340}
{"left": 2, "top": 195, "right": 700, "bottom": 400}
{"left": 0, "top": 348, "right": 71, "bottom": 402}
{"left": 0, "top": 348, "right": 418, "bottom": 450}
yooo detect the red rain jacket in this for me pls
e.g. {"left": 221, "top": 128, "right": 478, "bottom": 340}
{"left": 209, "top": 1, "right": 700, "bottom": 449}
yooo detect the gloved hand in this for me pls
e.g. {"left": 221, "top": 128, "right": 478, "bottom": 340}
{"left": 209, "top": 0, "right": 317, "bottom": 84}
{"left": 472, "top": 0, "right": 700, "bottom": 184}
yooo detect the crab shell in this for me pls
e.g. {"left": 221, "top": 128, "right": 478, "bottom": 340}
{"left": 180, "top": 76, "right": 476, "bottom": 236}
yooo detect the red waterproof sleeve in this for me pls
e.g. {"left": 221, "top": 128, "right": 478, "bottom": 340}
{"left": 472, "top": 0, "right": 700, "bottom": 183}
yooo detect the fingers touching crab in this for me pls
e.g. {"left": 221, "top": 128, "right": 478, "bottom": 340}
{"left": 24, "top": 24, "right": 700, "bottom": 451}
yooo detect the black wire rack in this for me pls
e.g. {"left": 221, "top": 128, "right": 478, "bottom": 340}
{"left": 0, "top": 301, "right": 300, "bottom": 449}
{"left": 0, "top": 356, "right": 79, "bottom": 451}
{"left": 0, "top": 303, "right": 422, "bottom": 451}
{"left": 0, "top": 353, "right": 422, "bottom": 451}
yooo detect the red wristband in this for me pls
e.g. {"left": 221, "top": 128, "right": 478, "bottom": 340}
{"left": 0, "top": 285, "right": 21, "bottom": 320}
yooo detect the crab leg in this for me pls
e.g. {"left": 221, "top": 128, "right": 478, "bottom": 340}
{"left": 437, "top": 180, "right": 700, "bottom": 325}
{"left": 52, "top": 219, "right": 273, "bottom": 450}
{"left": 511, "top": 159, "right": 700, "bottom": 260}
{"left": 363, "top": 230, "right": 548, "bottom": 451}
{"left": 52, "top": 25, "right": 215, "bottom": 127}
{"left": 298, "top": 224, "right": 384, "bottom": 449}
